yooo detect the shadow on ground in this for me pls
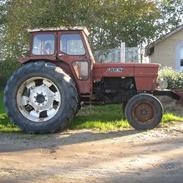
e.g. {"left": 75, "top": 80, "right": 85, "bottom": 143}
{"left": 0, "top": 128, "right": 183, "bottom": 183}
{"left": 0, "top": 129, "right": 140, "bottom": 153}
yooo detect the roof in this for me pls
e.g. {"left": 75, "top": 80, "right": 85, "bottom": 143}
{"left": 27, "top": 26, "right": 90, "bottom": 36}
{"left": 145, "top": 24, "right": 183, "bottom": 56}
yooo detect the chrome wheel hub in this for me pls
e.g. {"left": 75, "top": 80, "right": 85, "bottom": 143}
{"left": 17, "top": 77, "right": 61, "bottom": 122}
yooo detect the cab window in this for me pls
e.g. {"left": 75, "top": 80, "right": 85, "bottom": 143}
{"left": 60, "top": 34, "right": 85, "bottom": 55}
{"left": 32, "top": 34, "right": 55, "bottom": 55}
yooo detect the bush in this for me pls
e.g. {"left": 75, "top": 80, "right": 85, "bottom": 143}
{"left": 158, "top": 67, "right": 183, "bottom": 89}
{"left": 0, "top": 59, "right": 20, "bottom": 88}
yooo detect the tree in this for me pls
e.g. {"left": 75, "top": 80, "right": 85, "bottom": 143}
{"left": 0, "top": 0, "right": 183, "bottom": 59}
{"left": 157, "top": 0, "right": 183, "bottom": 32}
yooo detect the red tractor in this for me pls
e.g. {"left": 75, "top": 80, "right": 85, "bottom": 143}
{"left": 4, "top": 27, "right": 182, "bottom": 133}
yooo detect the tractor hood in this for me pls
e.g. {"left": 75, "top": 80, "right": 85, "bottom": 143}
{"left": 93, "top": 63, "right": 160, "bottom": 91}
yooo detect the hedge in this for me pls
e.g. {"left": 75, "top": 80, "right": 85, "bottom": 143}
{"left": 0, "top": 59, "right": 20, "bottom": 88}
{"left": 158, "top": 67, "right": 183, "bottom": 89}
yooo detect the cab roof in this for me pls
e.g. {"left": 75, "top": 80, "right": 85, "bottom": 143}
{"left": 27, "top": 26, "right": 90, "bottom": 36}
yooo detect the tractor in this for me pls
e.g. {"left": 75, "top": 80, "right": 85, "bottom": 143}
{"left": 4, "top": 27, "right": 182, "bottom": 133}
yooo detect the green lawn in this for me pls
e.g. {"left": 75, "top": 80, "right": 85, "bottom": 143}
{"left": 0, "top": 90, "right": 183, "bottom": 133}
{"left": 0, "top": 91, "right": 20, "bottom": 132}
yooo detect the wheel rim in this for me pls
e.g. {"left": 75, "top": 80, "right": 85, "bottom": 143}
{"left": 17, "top": 77, "right": 61, "bottom": 122}
{"left": 132, "top": 101, "right": 155, "bottom": 123}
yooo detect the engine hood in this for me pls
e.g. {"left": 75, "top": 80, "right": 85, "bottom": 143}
{"left": 93, "top": 63, "right": 160, "bottom": 91}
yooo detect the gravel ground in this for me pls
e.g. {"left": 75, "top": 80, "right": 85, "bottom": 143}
{"left": 0, "top": 121, "right": 183, "bottom": 183}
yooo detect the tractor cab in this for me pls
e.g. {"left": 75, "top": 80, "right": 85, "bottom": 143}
{"left": 28, "top": 27, "right": 93, "bottom": 58}
{"left": 21, "top": 27, "right": 95, "bottom": 94}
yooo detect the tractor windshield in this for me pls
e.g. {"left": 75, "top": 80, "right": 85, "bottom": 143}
{"left": 32, "top": 33, "right": 55, "bottom": 55}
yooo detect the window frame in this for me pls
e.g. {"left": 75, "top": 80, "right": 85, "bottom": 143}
{"left": 180, "top": 59, "right": 183, "bottom": 67}
{"left": 31, "top": 32, "right": 56, "bottom": 56}
{"left": 180, "top": 47, "right": 183, "bottom": 66}
{"left": 59, "top": 32, "right": 86, "bottom": 56}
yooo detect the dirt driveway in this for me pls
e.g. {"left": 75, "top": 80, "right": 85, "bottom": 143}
{"left": 0, "top": 122, "right": 183, "bottom": 183}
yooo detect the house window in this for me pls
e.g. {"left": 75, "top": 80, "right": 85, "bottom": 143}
{"left": 180, "top": 47, "right": 183, "bottom": 66}
{"left": 180, "top": 59, "right": 183, "bottom": 66}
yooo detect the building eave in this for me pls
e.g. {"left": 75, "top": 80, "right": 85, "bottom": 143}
{"left": 145, "top": 24, "right": 183, "bottom": 56}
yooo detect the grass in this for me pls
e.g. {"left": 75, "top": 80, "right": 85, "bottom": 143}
{"left": 70, "top": 105, "right": 130, "bottom": 131}
{"left": 162, "top": 113, "right": 183, "bottom": 124}
{"left": 0, "top": 91, "right": 20, "bottom": 132}
{"left": 0, "top": 90, "right": 183, "bottom": 133}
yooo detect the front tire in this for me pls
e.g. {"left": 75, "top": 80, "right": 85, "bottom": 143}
{"left": 4, "top": 62, "right": 78, "bottom": 134}
{"left": 125, "top": 94, "right": 163, "bottom": 130}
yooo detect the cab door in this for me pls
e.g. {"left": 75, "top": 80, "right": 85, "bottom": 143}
{"left": 57, "top": 31, "right": 92, "bottom": 94}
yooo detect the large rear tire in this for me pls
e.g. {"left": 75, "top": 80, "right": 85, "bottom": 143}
{"left": 125, "top": 93, "right": 163, "bottom": 130}
{"left": 4, "top": 61, "right": 78, "bottom": 134}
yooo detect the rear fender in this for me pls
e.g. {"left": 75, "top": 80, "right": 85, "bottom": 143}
{"left": 19, "top": 56, "right": 56, "bottom": 64}
{"left": 21, "top": 59, "right": 80, "bottom": 96}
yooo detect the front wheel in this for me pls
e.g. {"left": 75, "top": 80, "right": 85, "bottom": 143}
{"left": 4, "top": 62, "right": 78, "bottom": 134}
{"left": 125, "top": 94, "right": 163, "bottom": 130}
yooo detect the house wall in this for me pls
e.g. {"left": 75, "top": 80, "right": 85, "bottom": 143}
{"left": 149, "top": 29, "right": 183, "bottom": 70}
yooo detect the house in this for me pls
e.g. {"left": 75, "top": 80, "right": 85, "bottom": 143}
{"left": 145, "top": 24, "right": 183, "bottom": 71}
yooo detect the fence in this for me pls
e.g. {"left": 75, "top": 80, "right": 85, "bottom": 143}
{"left": 94, "top": 45, "right": 146, "bottom": 63}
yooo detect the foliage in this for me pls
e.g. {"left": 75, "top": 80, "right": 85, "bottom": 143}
{"left": 159, "top": 67, "right": 183, "bottom": 89}
{"left": 156, "top": 0, "right": 183, "bottom": 35}
{"left": 0, "top": 0, "right": 183, "bottom": 60}
{"left": 0, "top": 59, "right": 20, "bottom": 88}
{"left": 0, "top": 91, "right": 4, "bottom": 113}
{"left": 0, "top": 91, "right": 19, "bottom": 132}
{"left": 0, "top": 113, "right": 19, "bottom": 133}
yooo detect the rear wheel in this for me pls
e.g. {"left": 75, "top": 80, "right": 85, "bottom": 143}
{"left": 125, "top": 94, "right": 163, "bottom": 130}
{"left": 4, "top": 61, "right": 78, "bottom": 134}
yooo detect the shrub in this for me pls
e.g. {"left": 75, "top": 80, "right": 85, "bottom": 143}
{"left": 0, "top": 59, "right": 20, "bottom": 88}
{"left": 158, "top": 67, "right": 183, "bottom": 89}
